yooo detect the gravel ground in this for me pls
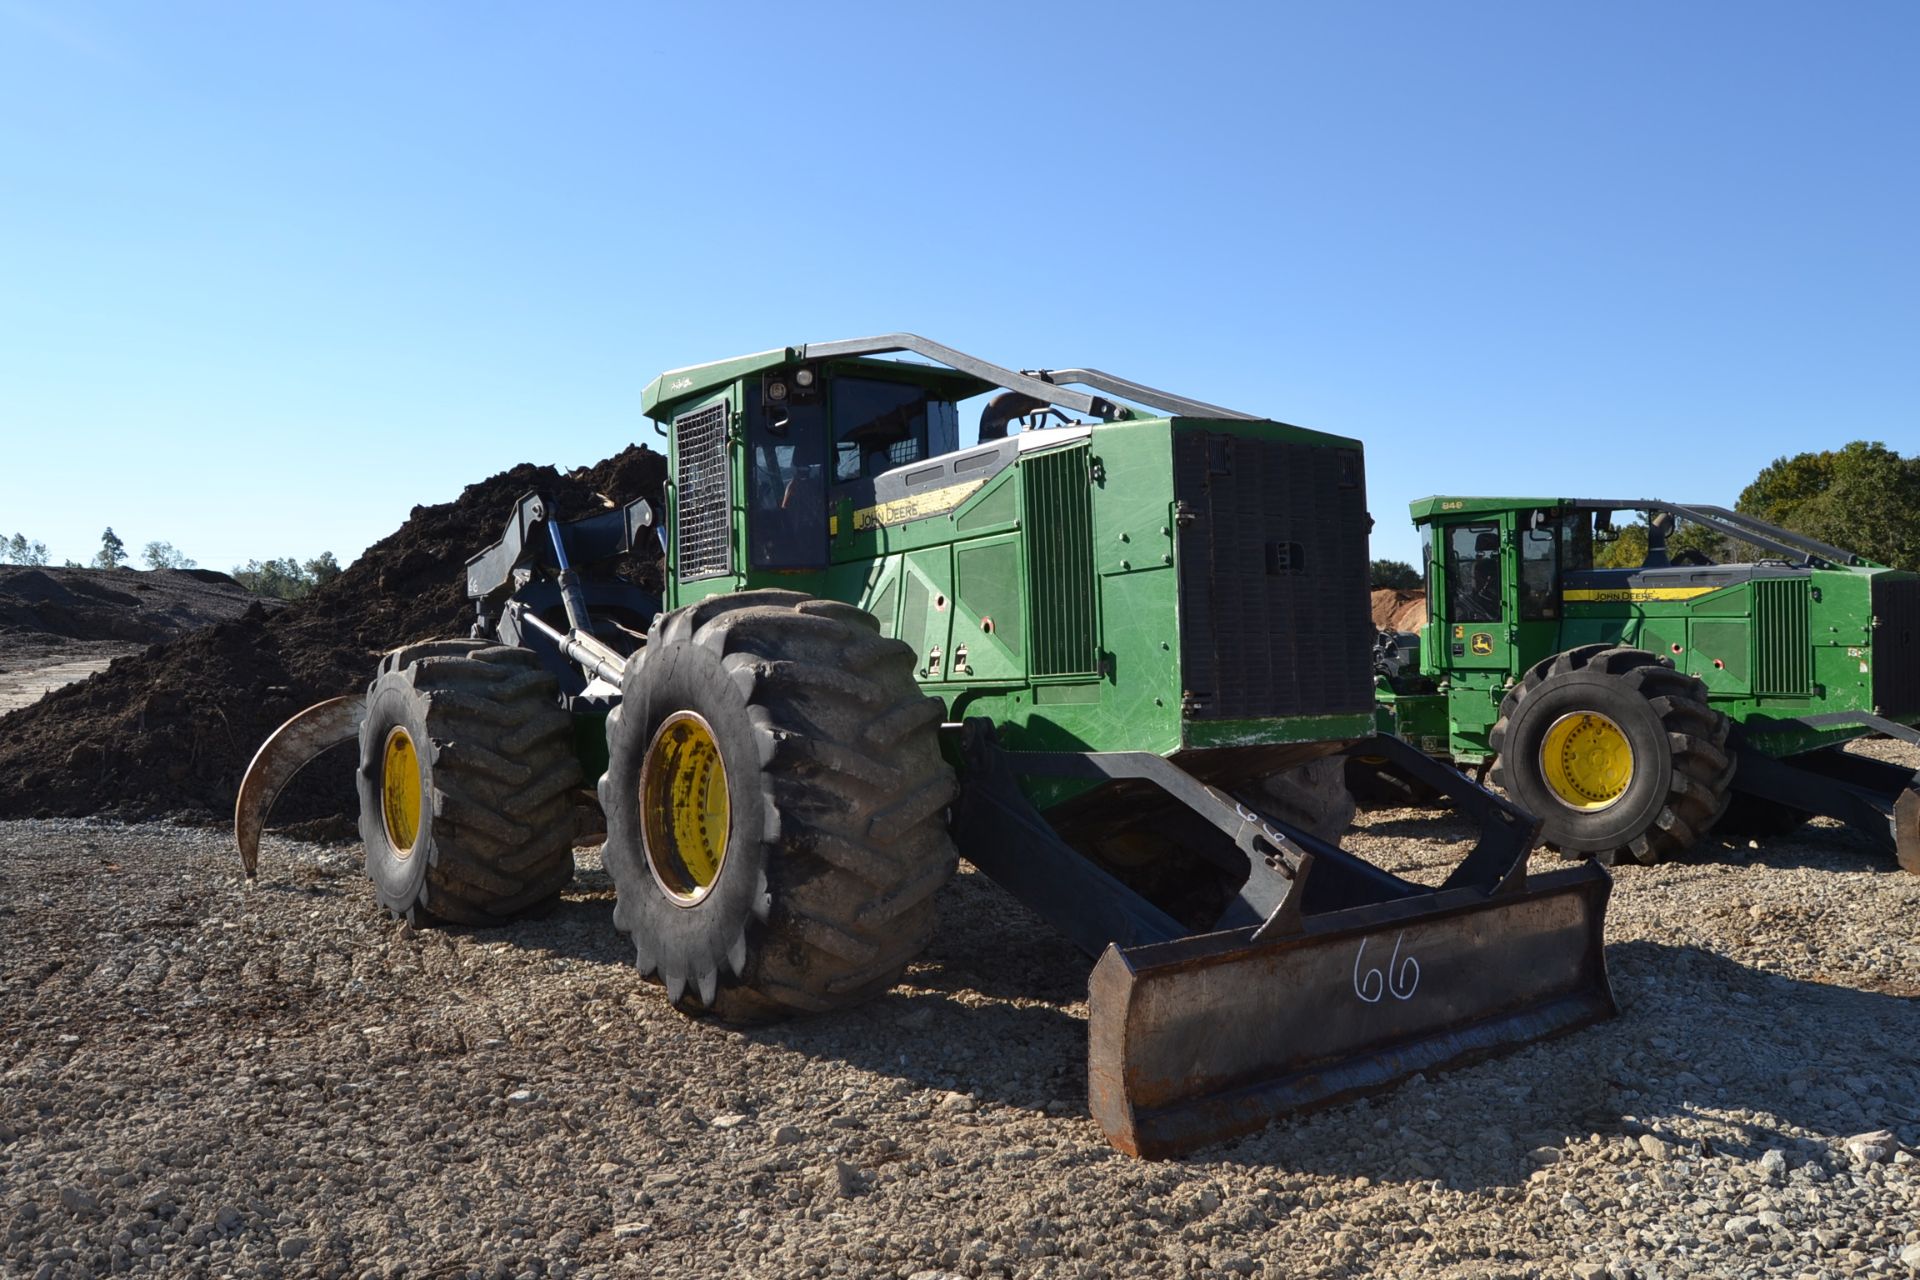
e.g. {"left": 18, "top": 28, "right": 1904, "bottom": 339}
{"left": 3, "top": 743, "right": 1918, "bottom": 1280}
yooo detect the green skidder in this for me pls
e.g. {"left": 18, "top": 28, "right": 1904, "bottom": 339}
{"left": 1371, "top": 497, "right": 1920, "bottom": 870}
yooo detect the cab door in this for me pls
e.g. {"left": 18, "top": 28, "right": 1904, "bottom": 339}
{"left": 1438, "top": 519, "right": 1512, "bottom": 673}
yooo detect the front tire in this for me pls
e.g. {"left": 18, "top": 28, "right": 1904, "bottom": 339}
{"left": 356, "top": 640, "right": 580, "bottom": 923}
{"left": 1489, "top": 645, "right": 1733, "bottom": 866}
{"left": 600, "top": 591, "right": 958, "bottom": 1019}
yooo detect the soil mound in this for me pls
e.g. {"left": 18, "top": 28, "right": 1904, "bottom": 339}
{"left": 0, "top": 566, "right": 271, "bottom": 644}
{"left": 1371, "top": 587, "right": 1426, "bottom": 632}
{"left": 0, "top": 446, "right": 665, "bottom": 824}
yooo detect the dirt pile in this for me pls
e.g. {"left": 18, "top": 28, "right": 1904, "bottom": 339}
{"left": 1371, "top": 587, "right": 1426, "bottom": 632}
{"left": 0, "top": 446, "right": 665, "bottom": 824}
{"left": 0, "top": 565, "right": 272, "bottom": 644}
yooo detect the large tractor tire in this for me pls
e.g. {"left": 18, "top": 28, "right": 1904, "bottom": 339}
{"left": 1252, "top": 757, "right": 1357, "bottom": 845}
{"left": 599, "top": 590, "right": 958, "bottom": 1020}
{"left": 356, "top": 640, "right": 581, "bottom": 923}
{"left": 1489, "top": 645, "right": 1733, "bottom": 866}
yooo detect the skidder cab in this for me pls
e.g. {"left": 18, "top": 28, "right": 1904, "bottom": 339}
{"left": 238, "top": 336, "right": 1616, "bottom": 1157}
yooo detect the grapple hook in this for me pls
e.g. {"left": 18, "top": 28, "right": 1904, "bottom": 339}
{"left": 232, "top": 695, "right": 366, "bottom": 877}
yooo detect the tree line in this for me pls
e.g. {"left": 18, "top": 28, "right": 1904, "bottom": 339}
{"left": 0, "top": 527, "right": 344, "bottom": 600}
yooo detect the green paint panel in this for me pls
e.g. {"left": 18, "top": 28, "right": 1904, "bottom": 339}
{"left": 868, "top": 569, "right": 900, "bottom": 640}
{"left": 1186, "top": 713, "right": 1376, "bottom": 749}
{"left": 954, "top": 535, "right": 1024, "bottom": 672}
{"left": 1688, "top": 618, "right": 1750, "bottom": 689}
{"left": 954, "top": 472, "right": 1019, "bottom": 534}
{"left": 1752, "top": 578, "right": 1812, "bottom": 696}
{"left": 1021, "top": 445, "right": 1099, "bottom": 678}
{"left": 901, "top": 547, "right": 960, "bottom": 682}
{"left": 1033, "top": 682, "right": 1103, "bottom": 705}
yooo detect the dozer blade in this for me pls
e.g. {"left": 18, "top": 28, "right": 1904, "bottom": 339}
{"left": 1088, "top": 863, "right": 1612, "bottom": 1157}
{"left": 232, "top": 695, "right": 366, "bottom": 878}
{"left": 952, "top": 723, "right": 1618, "bottom": 1159}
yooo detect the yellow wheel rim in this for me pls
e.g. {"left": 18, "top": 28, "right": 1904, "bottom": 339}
{"left": 640, "top": 711, "right": 732, "bottom": 907}
{"left": 381, "top": 726, "right": 423, "bottom": 857}
{"left": 1539, "top": 711, "right": 1634, "bottom": 811}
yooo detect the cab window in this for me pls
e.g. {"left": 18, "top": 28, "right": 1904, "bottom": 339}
{"left": 1564, "top": 512, "right": 1594, "bottom": 573}
{"left": 1519, "top": 515, "right": 1557, "bottom": 620}
{"left": 1447, "top": 524, "right": 1501, "bottom": 622}
{"left": 830, "top": 378, "right": 957, "bottom": 483}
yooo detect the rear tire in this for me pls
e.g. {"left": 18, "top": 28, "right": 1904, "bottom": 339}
{"left": 599, "top": 591, "right": 958, "bottom": 1020}
{"left": 356, "top": 640, "right": 580, "bottom": 923}
{"left": 1489, "top": 645, "right": 1733, "bottom": 866}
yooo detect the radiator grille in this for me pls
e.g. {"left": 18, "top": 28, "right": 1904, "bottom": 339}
{"left": 1873, "top": 574, "right": 1920, "bottom": 717}
{"left": 1021, "top": 446, "right": 1098, "bottom": 677}
{"left": 1173, "top": 432, "right": 1374, "bottom": 720}
{"left": 1751, "top": 577, "right": 1813, "bottom": 697}
{"left": 673, "top": 401, "right": 732, "bottom": 581}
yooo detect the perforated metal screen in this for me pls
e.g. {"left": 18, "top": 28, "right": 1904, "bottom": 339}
{"left": 1173, "top": 432, "right": 1374, "bottom": 719}
{"left": 674, "top": 401, "right": 732, "bottom": 581}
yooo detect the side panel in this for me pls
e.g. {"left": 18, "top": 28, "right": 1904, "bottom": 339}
{"left": 951, "top": 532, "right": 1026, "bottom": 681}
{"left": 950, "top": 424, "right": 1184, "bottom": 762}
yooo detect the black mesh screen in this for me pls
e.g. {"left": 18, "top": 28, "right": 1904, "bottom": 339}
{"left": 1173, "top": 431, "right": 1375, "bottom": 720}
{"left": 1873, "top": 575, "right": 1920, "bottom": 718}
{"left": 674, "top": 401, "right": 732, "bottom": 581}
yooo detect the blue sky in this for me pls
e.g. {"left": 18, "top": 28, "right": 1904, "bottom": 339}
{"left": 1, "top": 2, "right": 1914, "bottom": 571}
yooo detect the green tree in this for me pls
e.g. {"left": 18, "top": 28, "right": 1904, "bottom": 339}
{"left": 231, "top": 552, "right": 342, "bottom": 600}
{"left": 141, "top": 541, "right": 197, "bottom": 571}
{"left": 1738, "top": 441, "right": 1920, "bottom": 570}
{"left": 302, "top": 551, "right": 342, "bottom": 587}
{"left": 1593, "top": 516, "right": 1732, "bottom": 569}
{"left": 94, "top": 527, "right": 128, "bottom": 570}
{"left": 232, "top": 557, "right": 305, "bottom": 599}
{"left": 1369, "top": 558, "right": 1421, "bottom": 590}
{"left": 2, "top": 533, "right": 50, "bottom": 566}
